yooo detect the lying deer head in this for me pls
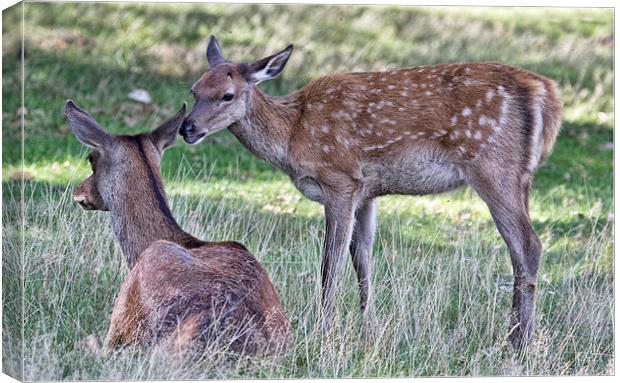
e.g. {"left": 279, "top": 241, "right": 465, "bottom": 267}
{"left": 67, "top": 100, "right": 187, "bottom": 211}
{"left": 180, "top": 35, "right": 293, "bottom": 144}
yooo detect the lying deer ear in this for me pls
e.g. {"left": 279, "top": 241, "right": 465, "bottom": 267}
{"left": 150, "top": 102, "right": 187, "bottom": 152}
{"left": 65, "top": 100, "right": 114, "bottom": 152}
{"left": 206, "top": 35, "right": 227, "bottom": 68}
{"left": 249, "top": 44, "right": 293, "bottom": 84}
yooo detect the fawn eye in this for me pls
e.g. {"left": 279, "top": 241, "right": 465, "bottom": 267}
{"left": 221, "top": 93, "right": 234, "bottom": 102}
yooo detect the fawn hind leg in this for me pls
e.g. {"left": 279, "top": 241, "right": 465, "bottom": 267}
{"left": 468, "top": 169, "right": 542, "bottom": 349}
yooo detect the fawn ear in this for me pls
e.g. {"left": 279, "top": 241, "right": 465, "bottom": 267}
{"left": 150, "top": 103, "right": 187, "bottom": 152}
{"left": 248, "top": 44, "right": 293, "bottom": 84}
{"left": 65, "top": 100, "right": 114, "bottom": 152}
{"left": 206, "top": 35, "right": 227, "bottom": 67}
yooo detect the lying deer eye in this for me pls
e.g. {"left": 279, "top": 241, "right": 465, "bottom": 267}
{"left": 221, "top": 93, "right": 234, "bottom": 102}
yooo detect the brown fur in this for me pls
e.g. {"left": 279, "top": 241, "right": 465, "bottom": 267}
{"left": 67, "top": 101, "right": 291, "bottom": 356}
{"left": 181, "top": 38, "right": 562, "bottom": 349}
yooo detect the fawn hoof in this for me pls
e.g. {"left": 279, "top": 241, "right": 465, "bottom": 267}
{"left": 361, "top": 310, "right": 379, "bottom": 336}
{"left": 507, "top": 322, "right": 533, "bottom": 350}
{"left": 320, "top": 317, "right": 333, "bottom": 335}
{"left": 76, "top": 334, "right": 104, "bottom": 357}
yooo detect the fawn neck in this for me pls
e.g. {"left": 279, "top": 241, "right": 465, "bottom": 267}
{"left": 229, "top": 88, "right": 299, "bottom": 172}
{"left": 110, "top": 136, "right": 202, "bottom": 268}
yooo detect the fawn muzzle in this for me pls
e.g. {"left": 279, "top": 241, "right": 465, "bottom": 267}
{"left": 180, "top": 118, "right": 207, "bottom": 145}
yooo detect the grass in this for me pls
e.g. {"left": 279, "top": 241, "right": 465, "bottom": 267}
{"left": 2, "top": 2, "right": 614, "bottom": 380}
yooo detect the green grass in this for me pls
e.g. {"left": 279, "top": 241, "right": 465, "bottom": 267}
{"left": 2, "top": 2, "right": 613, "bottom": 380}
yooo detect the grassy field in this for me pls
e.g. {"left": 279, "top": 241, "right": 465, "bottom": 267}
{"left": 2, "top": 2, "right": 614, "bottom": 380}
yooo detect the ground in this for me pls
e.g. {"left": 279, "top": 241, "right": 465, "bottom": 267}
{"left": 1, "top": 3, "right": 614, "bottom": 379}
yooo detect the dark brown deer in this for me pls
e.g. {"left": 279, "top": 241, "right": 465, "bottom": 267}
{"left": 180, "top": 36, "right": 562, "bottom": 348}
{"left": 67, "top": 100, "right": 291, "bottom": 356}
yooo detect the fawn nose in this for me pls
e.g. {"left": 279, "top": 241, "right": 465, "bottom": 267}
{"left": 180, "top": 118, "right": 195, "bottom": 136}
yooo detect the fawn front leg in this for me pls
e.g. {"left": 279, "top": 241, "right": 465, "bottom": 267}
{"left": 349, "top": 199, "right": 377, "bottom": 326}
{"left": 320, "top": 191, "right": 358, "bottom": 330}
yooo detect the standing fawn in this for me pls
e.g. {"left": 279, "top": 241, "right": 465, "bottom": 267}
{"left": 67, "top": 100, "right": 291, "bottom": 356}
{"left": 180, "top": 36, "right": 562, "bottom": 348}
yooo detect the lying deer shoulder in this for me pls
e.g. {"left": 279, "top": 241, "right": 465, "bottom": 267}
{"left": 67, "top": 100, "right": 291, "bottom": 356}
{"left": 180, "top": 36, "right": 562, "bottom": 349}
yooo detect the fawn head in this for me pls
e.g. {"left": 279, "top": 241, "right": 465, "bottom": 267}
{"left": 66, "top": 100, "right": 186, "bottom": 211}
{"left": 181, "top": 35, "right": 293, "bottom": 144}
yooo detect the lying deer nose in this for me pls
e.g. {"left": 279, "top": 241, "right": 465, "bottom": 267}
{"left": 180, "top": 119, "right": 195, "bottom": 136}
{"left": 73, "top": 194, "right": 91, "bottom": 209}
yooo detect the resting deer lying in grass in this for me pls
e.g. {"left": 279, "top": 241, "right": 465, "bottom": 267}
{"left": 180, "top": 36, "right": 562, "bottom": 348}
{"left": 67, "top": 100, "right": 291, "bottom": 356}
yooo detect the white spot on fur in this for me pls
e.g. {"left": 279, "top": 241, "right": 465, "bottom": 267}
{"left": 485, "top": 89, "right": 494, "bottom": 102}
{"left": 380, "top": 118, "right": 397, "bottom": 126}
{"left": 450, "top": 116, "right": 457, "bottom": 126}
{"left": 497, "top": 85, "right": 509, "bottom": 97}
{"left": 463, "top": 79, "right": 480, "bottom": 86}
{"left": 528, "top": 97, "right": 545, "bottom": 171}
{"left": 499, "top": 97, "right": 510, "bottom": 127}
{"left": 462, "top": 107, "right": 472, "bottom": 117}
